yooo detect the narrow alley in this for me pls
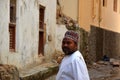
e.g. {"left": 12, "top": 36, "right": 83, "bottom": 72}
{"left": 89, "top": 60, "right": 120, "bottom": 80}
{"left": 1, "top": 0, "right": 120, "bottom": 80}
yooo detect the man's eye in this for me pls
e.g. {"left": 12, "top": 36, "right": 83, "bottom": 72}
{"left": 67, "top": 42, "right": 69, "bottom": 44}
{"left": 62, "top": 42, "right": 65, "bottom": 44}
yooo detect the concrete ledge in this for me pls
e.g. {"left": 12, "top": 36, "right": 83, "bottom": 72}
{"left": 19, "top": 62, "right": 58, "bottom": 80}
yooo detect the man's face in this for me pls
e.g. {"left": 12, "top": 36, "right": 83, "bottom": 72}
{"left": 62, "top": 38, "right": 77, "bottom": 55}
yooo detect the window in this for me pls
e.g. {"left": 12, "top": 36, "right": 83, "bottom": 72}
{"left": 113, "top": 0, "right": 117, "bottom": 12}
{"left": 10, "top": 0, "right": 16, "bottom": 23}
{"left": 9, "top": 0, "right": 16, "bottom": 52}
{"left": 9, "top": 23, "right": 16, "bottom": 52}
{"left": 103, "top": 0, "right": 107, "bottom": 7}
{"left": 39, "top": 6, "right": 45, "bottom": 29}
{"left": 38, "top": 5, "right": 45, "bottom": 56}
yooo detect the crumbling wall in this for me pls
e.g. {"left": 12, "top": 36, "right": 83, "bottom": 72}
{"left": 0, "top": 64, "right": 19, "bottom": 80}
{"left": 79, "top": 28, "right": 90, "bottom": 63}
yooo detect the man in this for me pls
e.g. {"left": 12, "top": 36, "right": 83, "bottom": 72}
{"left": 56, "top": 30, "right": 90, "bottom": 80}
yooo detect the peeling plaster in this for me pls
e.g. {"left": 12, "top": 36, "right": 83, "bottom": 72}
{"left": 0, "top": 0, "right": 57, "bottom": 69}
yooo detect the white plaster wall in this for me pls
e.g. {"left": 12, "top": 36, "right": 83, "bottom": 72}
{"left": 55, "top": 25, "right": 67, "bottom": 52}
{"left": 0, "top": 0, "right": 10, "bottom": 63}
{"left": 0, "top": 0, "right": 57, "bottom": 69}
{"left": 40, "top": 0, "right": 57, "bottom": 61}
{"left": 16, "top": 0, "right": 39, "bottom": 68}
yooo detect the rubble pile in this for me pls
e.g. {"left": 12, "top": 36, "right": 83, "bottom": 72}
{"left": 89, "top": 58, "right": 120, "bottom": 80}
{"left": 0, "top": 64, "right": 19, "bottom": 80}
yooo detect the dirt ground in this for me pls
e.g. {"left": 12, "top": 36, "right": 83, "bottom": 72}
{"left": 88, "top": 61, "right": 120, "bottom": 80}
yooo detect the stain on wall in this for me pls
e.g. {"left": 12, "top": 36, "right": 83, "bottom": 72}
{"left": 89, "top": 25, "right": 120, "bottom": 62}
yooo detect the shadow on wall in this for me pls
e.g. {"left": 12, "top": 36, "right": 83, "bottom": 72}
{"left": 89, "top": 25, "right": 120, "bottom": 63}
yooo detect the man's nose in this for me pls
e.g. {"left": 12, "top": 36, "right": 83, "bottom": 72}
{"left": 63, "top": 43, "right": 68, "bottom": 47}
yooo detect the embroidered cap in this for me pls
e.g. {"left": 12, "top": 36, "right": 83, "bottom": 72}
{"left": 64, "top": 30, "right": 79, "bottom": 43}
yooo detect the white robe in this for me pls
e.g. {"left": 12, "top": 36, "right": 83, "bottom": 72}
{"left": 56, "top": 50, "right": 90, "bottom": 80}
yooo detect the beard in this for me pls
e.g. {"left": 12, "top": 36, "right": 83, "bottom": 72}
{"left": 62, "top": 47, "right": 75, "bottom": 55}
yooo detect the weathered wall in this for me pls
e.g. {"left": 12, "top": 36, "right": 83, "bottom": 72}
{"left": 42, "top": 0, "right": 57, "bottom": 61}
{"left": 89, "top": 26, "right": 120, "bottom": 62}
{"left": 0, "top": 0, "right": 57, "bottom": 69}
{"left": 55, "top": 25, "right": 67, "bottom": 52}
{"left": 103, "top": 28, "right": 120, "bottom": 59}
{"left": 89, "top": 26, "right": 103, "bottom": 62}
{"left": 89, "top": 26, "right": 97, "bottom": 63}
{"left": 79, "top": 28, "right": 90, "bottom": 63}
{"left": 58, "top": 0, "right": 78, "bottom": 21}
{"left": 0, "top": 0, "right": 9, "bottom": 63}
{"left": 16, "top": 0, "right": 40, "bottom": 69}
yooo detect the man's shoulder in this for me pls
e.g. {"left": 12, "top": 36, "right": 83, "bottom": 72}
{"left": 71, "top": 51, "right": 81, "bottom": 57}
{"left": 70, "top": 51, "right": 84, "bottom": 61}
{"left": 62, "top": 51, "right": 82, "bottom": 63}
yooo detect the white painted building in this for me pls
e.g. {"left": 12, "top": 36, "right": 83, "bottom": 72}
{"left": 0, "top": 0, "right": 67, "bottom": 69}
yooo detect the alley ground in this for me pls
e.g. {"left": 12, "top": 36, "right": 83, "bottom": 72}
{"left": 89, "top": 60, "right": 120, "bottom": 80}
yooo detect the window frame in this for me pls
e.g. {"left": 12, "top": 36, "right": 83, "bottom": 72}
{"left": 113, "top": 0, "right": 117, "bottom": 12}
{"left": 103, "top": 0, "right": 107, "bottom": 7}
{"left": 38, "top": 5, "right": 46, "bottom": 56}
{"left": 9, "top": 23, "right": 16, "bottom": 52}
{"left": 9, "top": 0, "right": 16, "bottom": 52}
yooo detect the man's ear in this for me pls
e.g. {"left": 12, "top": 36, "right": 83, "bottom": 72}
{"left": 75, "top": 43, "right": 78, "bottom": 49}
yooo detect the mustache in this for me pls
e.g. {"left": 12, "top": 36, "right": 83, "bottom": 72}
{"left": 62, "top": 47, "right": 71, "bottom": 55}
{"left": 62, "top": 47, "right": 69, "bottom": 51}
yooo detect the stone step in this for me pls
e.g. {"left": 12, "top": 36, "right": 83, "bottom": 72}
{"left": 19, "top": 62, "right": 58, "bottom": 80}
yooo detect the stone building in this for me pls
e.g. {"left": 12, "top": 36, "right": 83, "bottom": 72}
{"left": 79, "top": 0, "right": 120, "bottom": 61}
{"left": 0, "top": 0, "right": 67, "bottom": 70}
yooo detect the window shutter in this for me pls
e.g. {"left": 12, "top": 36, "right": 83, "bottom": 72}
{"left": 9, "top": 0, "right": 16, "bottom": 52}
{"left": 113, "top": 0, "right": 117, "bottom": 12}
{"left": 9, "top": 23, "right": 16, "bottom": 52}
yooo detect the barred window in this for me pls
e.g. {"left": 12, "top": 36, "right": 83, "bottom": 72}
{"left": 9, "top": 0, "right": 16, "bottom": 52}
{"left": 38, "top": 5, "right": 45, "bottom": 56}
